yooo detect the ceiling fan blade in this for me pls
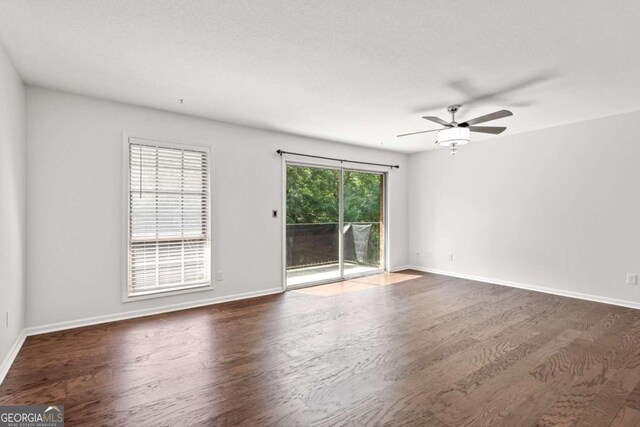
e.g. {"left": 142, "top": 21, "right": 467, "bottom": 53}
{"left": 396, "top": 128, "right": 444, "bottom": 137}
{"left": 459, "top": 110, "right": 513, "bottom": 126}
{"left": 468, "top": 126, "right": 507, "bottom": 135}
{"left": 422, "top": 116, "right": 451, "bottom": 127}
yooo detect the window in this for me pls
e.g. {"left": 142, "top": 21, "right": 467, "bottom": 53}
{"left": 127, "top": 138, "right": 211, "bottom": 298}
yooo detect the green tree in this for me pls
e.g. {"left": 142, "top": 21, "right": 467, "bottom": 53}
{"left": 344, "top": 171, "right": 381, "bottom": 223}
{"left": 286, "top": 166, "right": 382, "bottom": 224}
{"left": 286, "top": 166, "right": 340, "bottom": 223}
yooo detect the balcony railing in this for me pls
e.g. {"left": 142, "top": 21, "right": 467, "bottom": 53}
{"left": 286, "top": 222, "right": 381, "bottom": 270}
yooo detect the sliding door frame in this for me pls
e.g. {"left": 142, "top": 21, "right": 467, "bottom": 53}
{"left": 281, "top": 157, "right": 389, "bottom": 291}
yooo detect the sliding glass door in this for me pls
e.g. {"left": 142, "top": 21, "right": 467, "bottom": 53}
{"left": 285, "top": 164, "right": 385, "bottom": 288}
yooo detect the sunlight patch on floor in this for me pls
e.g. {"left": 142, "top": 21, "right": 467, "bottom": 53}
{"left": 292, "top": 271, "right": 423, "bottom": 296}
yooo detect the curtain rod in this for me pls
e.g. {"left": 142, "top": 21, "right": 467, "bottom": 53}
{"left": 276, "top": 150, "right": 399, "bottom": 169}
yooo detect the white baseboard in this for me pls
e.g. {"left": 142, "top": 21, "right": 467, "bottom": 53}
{"left": 389, "top": 265, "right": 412, "bottom": 272}
{"left": 0, "top": 330, "right": 27, "bottom": 386}
{"left": 408, "top": 265, "right": 640, "bottom": 310}
{"left": 25, "top": 287, "right": 283, "bottom": 336}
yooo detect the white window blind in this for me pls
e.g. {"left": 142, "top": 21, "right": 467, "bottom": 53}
{"left": 128, "top": 140, "right": 211, "bottom": 297}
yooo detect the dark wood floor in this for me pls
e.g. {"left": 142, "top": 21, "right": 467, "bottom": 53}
{"left": 3, "top": 271, "right": 640, "bottom": 426}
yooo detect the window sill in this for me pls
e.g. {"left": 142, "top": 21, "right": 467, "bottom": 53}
{"left": 122, "top": 282, "right": 213, "bottom": 303}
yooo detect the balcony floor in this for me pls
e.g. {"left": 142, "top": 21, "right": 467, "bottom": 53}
{"left": 286, "top": 262, "right": 380, "bottom": 288}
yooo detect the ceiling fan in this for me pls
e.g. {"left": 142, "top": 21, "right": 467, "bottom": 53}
{"left": 397, "top": 105, "right": 513, "bottom": 155}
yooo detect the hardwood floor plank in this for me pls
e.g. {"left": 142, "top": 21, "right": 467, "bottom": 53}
{"left": 2, "top": 271, "right": 640, "bottom": 426}
{"left": 609, "top": 406, "right": 640, "bottom": 427}
{"left": 521, "top": 312, "right": 640, "bottom": 426}
{"left": 429, "top": 330, "right": 586, "bottom": 426}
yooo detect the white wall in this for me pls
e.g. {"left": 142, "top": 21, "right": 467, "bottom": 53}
{"left": 0, "top": 44, "right": 26, "bottom": 366}
{"left": 409, "top": 110, "right": 640, "bottom": 306}
{"left": 25, "top": 87, "right": 408, "bottom": 328}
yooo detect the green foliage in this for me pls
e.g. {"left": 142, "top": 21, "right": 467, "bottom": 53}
{"left": 286, "top": 166, "right": 382, "bottom": 224}
{"left": 286, "top": 166, "right": 340, "bottom": 223}
{"left": 344, "top": 171, "right": 381, "bottom": 223}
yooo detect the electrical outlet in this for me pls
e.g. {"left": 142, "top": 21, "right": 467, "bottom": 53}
{"left": 626, "top": 273, "right": 638, "bottom": 285}
{"left": 216, "top": 271, "right": 224, "bottom": 281}
{"left": 449, "top": 253, "right": 454, "bottom": 262}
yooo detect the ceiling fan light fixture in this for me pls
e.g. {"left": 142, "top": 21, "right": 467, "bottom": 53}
{"left": 437, "top": 127, "right": 470, "bottom": 147}
{"left": 397, "top": 106, "right": 512, "bottom": 155}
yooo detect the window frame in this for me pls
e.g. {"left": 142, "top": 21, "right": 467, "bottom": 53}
{"left": 122, "top": 134, "right": 214, "bottom": 302}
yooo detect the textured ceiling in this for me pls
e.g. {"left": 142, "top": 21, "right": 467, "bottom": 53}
{"left": 0, "top": 0, "right": 639, "bottom": 152}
